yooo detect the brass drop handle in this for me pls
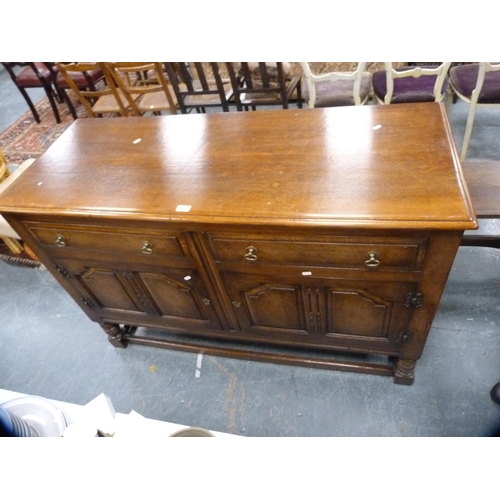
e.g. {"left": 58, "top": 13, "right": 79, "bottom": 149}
{"left": 244, "top": 246, "right": 258, "bottom": 261}
{"left": 55, "top": 234, "right": 66, "bottom": 247}
{"left": 141, "top": 241, "right": 153, "bottom": 254}
{"left": 365, "top": 251, "right": 381, "bottom": 268}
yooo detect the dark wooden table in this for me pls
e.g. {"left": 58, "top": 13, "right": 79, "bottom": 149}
{"left": 0, "top": 103, "right": 477, "bottom": 384}
{"left": 461, "top": 160, "right": 500, "bottom": 403}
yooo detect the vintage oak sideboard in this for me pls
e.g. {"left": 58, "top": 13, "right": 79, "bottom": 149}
{"left": 0, "top": 103, "right": 477, "bottom": 384}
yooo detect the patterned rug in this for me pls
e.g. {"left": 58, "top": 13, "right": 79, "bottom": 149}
{"left": 0, "top": 94, "right": 83, "bottom": 168}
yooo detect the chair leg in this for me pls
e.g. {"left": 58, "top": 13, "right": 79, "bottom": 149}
{"left": 43, "top": 84, "right": 62, "bottom": 123}
{"left": 491, "top": 381, "right": 500, "bottom": 404}
{"left": 59, "top": 86, "right": 78, "bottom": 120}
{"left": 53, "top": 82, "right": 66, "bottom": 103}
{"left": 444, "top": 89, "right": 454, "bottom": 113}
{"left": 18, "top": 87, "right": 41, "bottom": 123}
{"left": 460, "top": 102, "right": 477, "bottom": 162}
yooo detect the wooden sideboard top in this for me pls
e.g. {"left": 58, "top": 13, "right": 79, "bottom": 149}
{"left": 0, "top": 103, "right": 477, "bottom": 230}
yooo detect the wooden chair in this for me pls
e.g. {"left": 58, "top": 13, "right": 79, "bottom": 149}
{"left": 446, "top": 62, "right": 500, "bottom": 161}
{"left": 52, "top": 62, "right": 105, "bottom": 119}
{"left": 299, "top": 62, "right": 371, "bottom": 107}
{"left": 1, "top": 62, "right": 75, "bottom": 123}
{"left": 102, "top": 62, "right": 178, "bottom": 116}
{"left": 164, "top": 62, "right": 233, "bottom": 113}
{"left": 0, "top": 152, "right": 37, "bottom": 256}
{"left": 372, "top": 62, "right": 452, "bottom": 104}
{"left": 55, "top": 62, "right": 130, "bottom": 117}
{"left": 225, "top": 62, "right": 302, "bottom": 110}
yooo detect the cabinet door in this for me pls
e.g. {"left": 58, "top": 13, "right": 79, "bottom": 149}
{"left": 52, "top": 257, "right": 221, "bottom": 330}
{"left": 221, "top": 271, "right": 417, "bottom": 353}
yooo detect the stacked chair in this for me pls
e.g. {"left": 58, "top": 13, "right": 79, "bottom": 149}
{"left": 55, "top": 62, "right": 130, "bottom": 117}
{"left": 164, "top": 62, "right": 233, "bottom": 113}
{"left": 299, "top": 62, "right": 371, "bottom": 107}
{"left": 372, "top": 62, "right": 452, "bottom": 104}
{"left": 446, "top": 62, "right": 500, "bottom": 161}
{"left": 102, "top": 63, "right": 178, "bottom": 116}
{"left": 1, "top": 62, "right": 76, "bottom": 123}
{"left": 225, "top": 62, "right": 302, "bottom": 111}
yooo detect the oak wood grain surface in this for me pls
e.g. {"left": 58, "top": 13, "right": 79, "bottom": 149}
{"left": 0, "top": 103, "right": 477, "bottom": 230}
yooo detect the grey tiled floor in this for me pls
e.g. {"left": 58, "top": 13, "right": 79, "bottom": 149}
{"left": 0, "top": 67, "right": 499, "bottom": 436}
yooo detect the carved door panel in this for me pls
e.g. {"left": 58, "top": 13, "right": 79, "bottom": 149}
{"left": 221, "top": 271, "right": 417, "bottom": 351}
{"left": 319, "top": 281, "right": 416, "bottom": 349}
{"left": 51, "top": 257, "right": 221, "bottom": 329}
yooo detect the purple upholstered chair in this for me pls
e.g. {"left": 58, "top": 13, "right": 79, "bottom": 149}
{"left": 372, "top": 63, "right": 452, "bottom": 105}
{"left": 299, "top": 62, "right": 371, "bottom": 107}
{"left": 446, "top": 62, "right": 500, "bottom": 161}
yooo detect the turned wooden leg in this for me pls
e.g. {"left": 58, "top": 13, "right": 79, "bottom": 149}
{"left": 23, "top": 244, "right": 39, "bottom": 261}
{"left": 101, "top": 323, "right": 127, "bottom": 348}
{"left": 490, "top": 381, "right": 500, "bottom": 404}
{"left": 394, "top": 358, "right": 416, "bottom": 385}
{"left": 2, "top": 237, "right": 24, "bottom": 255}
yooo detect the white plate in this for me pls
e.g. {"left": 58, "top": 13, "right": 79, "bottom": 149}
{"left": 0, "top": 396, "right": 68, "bottom": 437}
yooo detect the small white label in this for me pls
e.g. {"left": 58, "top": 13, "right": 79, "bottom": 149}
{"left": 184, "top": 275, "right": 192, "bottom": 281}
{"left": 175, "top": 205, "right": 192, "bottom": 212}
{"left": 302, "top": 271, "right": 312, "bottom": 276}
{"left": 133, "top": 138, "right": 141, "bottom": 144}
{"left": 372, "top": 125, "right": 382, "bottom": 130}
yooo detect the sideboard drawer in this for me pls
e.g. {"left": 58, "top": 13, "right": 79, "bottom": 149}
{"left": 25, "top": 222, "right": 188, "bottom": 258}
{"left": 207, "top": 233, "right": 428, "bottom": 271}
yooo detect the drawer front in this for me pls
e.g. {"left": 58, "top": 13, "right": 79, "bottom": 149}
{"left": 24, "top": 222, "right": 188, "bottom": 258}
{"left": 207, "top": 233, "right": 428, "bottom": 271}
